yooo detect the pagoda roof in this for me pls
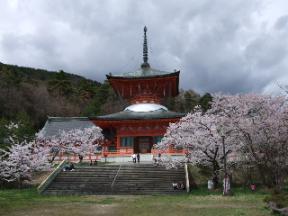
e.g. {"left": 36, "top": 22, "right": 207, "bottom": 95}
{"left": 107, "top": 67, "right": 179, "bottom": 79}
{"left": 90, "top": 108, "right": 185, "bottom": 121}
{"left": 38, "top": 117, "right": 95, "bottom": 138}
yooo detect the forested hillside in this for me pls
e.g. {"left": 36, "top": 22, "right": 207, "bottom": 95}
{"left": 0, "top": 62, "right": 120, "bottom": 130}
{"left": 0, "top": 62, "right": 211, "bottom": 135}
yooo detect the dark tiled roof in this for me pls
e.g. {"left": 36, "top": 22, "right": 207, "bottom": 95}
{"left": 91, "top": 110, "right": 185, "bottom": 121}
{"left": 107, "top": 68, "right": 179, "bottom": 79}
{"left": 39, "top": 117, "right": 96, "bottom": 138}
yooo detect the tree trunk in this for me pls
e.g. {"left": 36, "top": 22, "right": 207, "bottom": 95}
{"left": 212, "top": 161, "right": 220, "bottom": 188}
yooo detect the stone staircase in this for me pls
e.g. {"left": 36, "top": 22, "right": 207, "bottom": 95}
{"left": 43, "top": 164, "right": 186, "bottom": 195}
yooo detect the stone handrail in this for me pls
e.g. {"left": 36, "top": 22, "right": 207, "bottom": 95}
{"left": 111, "top": 165, "right": 121, "bottom": 189}
{"left": 268, "top": 202, "right": 288, "bottom": 216}
{"left": 37, "top": 160, "right": 67, "bottom": 194}
{"left": 184, "top": 163, "right": 190, "bottom": 193}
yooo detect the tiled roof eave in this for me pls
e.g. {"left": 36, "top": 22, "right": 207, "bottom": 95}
{"left": 106, "top": 71, "right": 180, "bottom": 80}
{"left": 90, "top": 111, "right": 185, "bottom": 121}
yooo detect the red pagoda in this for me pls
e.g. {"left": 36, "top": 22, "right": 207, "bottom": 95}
{"left": 90, "top": 27, "right": 185, "bottom": 157}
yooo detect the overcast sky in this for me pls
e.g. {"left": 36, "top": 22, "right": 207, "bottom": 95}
{"left": 0, "top": 0, "right": 288, "bottom": 94}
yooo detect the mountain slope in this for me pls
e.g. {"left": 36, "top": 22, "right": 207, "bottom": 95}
{"left": 0, "top": 62, "right": 103, "bottom": 129}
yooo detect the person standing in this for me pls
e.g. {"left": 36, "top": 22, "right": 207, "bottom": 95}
{"left": 137, "top": 153, "right": 140, "bottom": 163}
{"left": 79, "top": 155, "right": 84, "bottom": 163}
{"left": 132, "top": 153, "right": 136, "bottom": 163}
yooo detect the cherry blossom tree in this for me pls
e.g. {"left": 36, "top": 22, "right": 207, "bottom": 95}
{"left": 37, "top": 126, "right": 103, "bottom": 163}
{"left": 0, "top": 125, "right": 103, "bottom": 185}
{"left": 158, "top": 108, "right": 237, "bottom": 187}
{"left": 0, "top": 140, "right": 50, "bottom": 185}
{"left": 158, "top": 93, "right": 288, "bottom": 190}
{"left": 0, "top": 117, "right": 35, "bottom": 149}
{"left": 210, "top": 94, "right": 288, "bottom": 189}
{"left": 0, "top": 122, "right": 22, "bottom": 148}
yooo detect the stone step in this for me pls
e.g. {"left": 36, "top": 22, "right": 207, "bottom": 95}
{"left": 71, "top": 168, "right": 181, "bottom": 172}
{"left": 53, "top": 177, "right": 185, "bottom": 183}
{"left": 56, "top": 174, "right": 184, "bottom": 179}
{"left": 44, "top": 189, "right": 186, "bottom": 195}
{"left": 43, "top": 164, "right": 186, "bottom": 195}
{"left": 60, "top": 170, "right": 183, "bottom": 174}
{"left": 48, "top": 186, "right": 179, "bottom": 191}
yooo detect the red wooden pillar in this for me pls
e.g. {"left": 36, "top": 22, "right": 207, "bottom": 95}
{"left": 116, "top": 135, "right": 120, "bottom": 152}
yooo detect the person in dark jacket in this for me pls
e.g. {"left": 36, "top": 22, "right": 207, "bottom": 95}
{"left": 63, "top": 162, "right": 75, "bottom": 171}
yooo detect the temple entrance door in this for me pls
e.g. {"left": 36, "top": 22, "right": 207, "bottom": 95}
{"left": 134, "top": 136, "right": 152, "bottom": 153}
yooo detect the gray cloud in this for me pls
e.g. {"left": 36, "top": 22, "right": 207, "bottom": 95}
{"left": 0, "top": 0, "right": 288, "bottom": 94}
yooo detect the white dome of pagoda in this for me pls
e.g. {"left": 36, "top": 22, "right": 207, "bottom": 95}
{"left": 124, "top": 103, "right": 168, "bottom": 112}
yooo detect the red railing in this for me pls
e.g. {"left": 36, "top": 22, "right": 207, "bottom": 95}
{"left": 101, "top": 148, "right": 186, "bottom": 157}
{"left": 52, "top": 148, "right": 186, "bottom": 162}
{"left": 151, "top": 148, "right": 187, "bottom": 155}
{"left": 102, "top": 148, "right": 133, "bottom": 157}
{"left": 56, "top": 152, "right": 101, "bottom": 162}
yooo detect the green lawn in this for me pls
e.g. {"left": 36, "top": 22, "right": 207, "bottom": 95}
{"left": 0, "top": 188, "right": 271, "bottom": 216}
